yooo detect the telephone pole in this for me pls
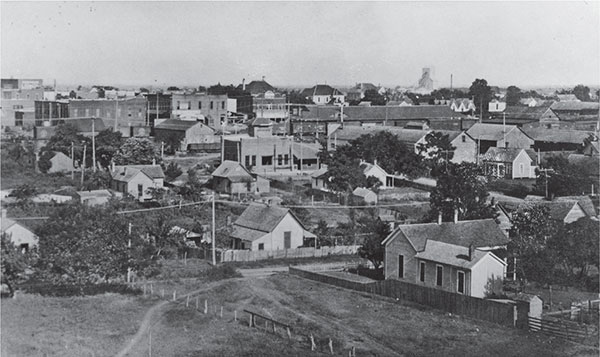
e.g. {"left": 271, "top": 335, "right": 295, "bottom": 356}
{"left": 211, "top": 194, "right": 216, "bottom": 266}
{"left": 81, "top": 144, "right": 87, "bottom": 186}
{"left": 92, "top": 120, "right": 97, "bottom": 172}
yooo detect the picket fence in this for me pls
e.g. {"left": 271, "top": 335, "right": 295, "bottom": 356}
{"left": 289, "top": 267, "right": 521, "bottom": 328}
{"left": 221, "top": 245, "right": 360, "bottom": 262}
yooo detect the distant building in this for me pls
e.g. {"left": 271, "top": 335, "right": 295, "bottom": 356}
{"left": 1, "top": 78, "right": 44, "bottom": 127}
{"left": 556, "top": 94, "right": 580, "bottom": 102}
{"left": 230, "top": 204, "right": 316, "bottom": 250}
{"left": 153, "top": 119, "right": 217, "bottom": 152}
{"left": 414, "top": 68, "right": 434, "bottom": 95}
{"left": 382, "top": 219, "right": 509, "bottom": 298}
{"left": 352, "top": 187, "right": 377, "bottom": 204}
{"left": 488, "top": 99, "right": 506, "bottom": 113}
{"left": 170, "top": 93, "right": 229, "bottom": 128}
{"left": 77, "top": 189, "right": 117, "bottom": 206}
{"left": 212, "top": 160, "right": 269, "bottom": 195}
{"left": 301, "top": 85, "right": 345, "bottom": 105}
{"left": 466, "top": 123, "right": 534, "bottom": 154}
{"left": 449, "top": 98, "right": 476, "bottom": 113}
{"left": 518, "top": 200, "right": 587, "bottom": 224}
{"left": 33, "top": 118, "right": 106, "bottom": 143}
{"left": 47, "top": 151, "right": 75, "bottom": 174}
{"left": 550, "top": 101, "right": 599, "bottom": 122}
{"left": 481, "top": 147, "right": 537, "bottom": 179}
{"left": 34, "top": 100, "right": 70, "bottom": 126}
{"left": 487, "top": 104, "right": 560, "bottom": 128}
{"left": 144, "top": 93, "right": 172, "bottom": 125}
{"left": 253, "top": 95, "right": 289, "bottom": 135}
{"left": 110, "top": 164, "right": 165, "bottom": 201}
{"left": 68, "top": 97, "right": 149, "bottom": 137}
{"left": 523, "top": 128, "right": 592, "bottom": 152}
{"left": 238, "top": 79, "right": 276, "bottom": 97}
{"left": 1, "top": 210, "right": 38, "bottom": 252}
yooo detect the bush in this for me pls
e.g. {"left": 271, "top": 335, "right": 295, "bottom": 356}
{"left": 204, "top": 265, "right": 242, "bottom": 281}
{"left": 21, "top": 282, "right": 142, "bottom": 297}
{"left": 347, "top": 265, "right": 384, "bottom": 280}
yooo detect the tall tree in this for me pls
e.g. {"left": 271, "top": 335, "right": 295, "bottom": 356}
{"left": 113, "top": 137, "right": 160, "bottom": 165}
{"left": 42, "top": 123, "right": 91, "bottom": 165}
{"left": 1, "top": 234, "right": 37, "bottom": 296}
{"left": 572, "top": 84, "right": 591, "bottom": 101}
{"left": 468, "top": 79, "right": 492, "bottom": 116}
{"left": 417, "top": 131, "right": 456, "bottom": 173}
{"left": 357, "top": 209, "right": 391, "bottom": 269}
{"left": 94, "top": 128, "right": 123, "bottom": 169}
{"left": 505, "top": 85, "right": 522, "bottom": 106}
{"left": 549, "top": 217, "right": 599, "bottom": 280}
{"left": 362, "top": 89, "right": 386, "bottom": 105}
{"left": 534, "top": 155, "right": 597, "bottom": 197}
{"left": 428, "top": 162, "right": 496, "bottom": 222}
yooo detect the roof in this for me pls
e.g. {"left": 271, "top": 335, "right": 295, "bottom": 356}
{"left": 555, "top": 196, "right": 597, "bottom": 217}
{"left": 330, "top": 126, "right": 430, "bottom": 146}
{"left": 556, "top": 94, "right": 579, "bottom": 102}
{"left": 482, "top": 147, "right": 530, "bottom": 163}
{"left": 234, "top": 204, "right": 292, "bottom": 233}
{"left": 1, "top": 218, "right": 17, "bottom": 232}
{"left": 517, "top": 200, "right": 582, "bottom": 221}
{"left": 230, "top": 225, "right": 267, "bottom": 242}
{"left": 551, "top": 101, "right": 599, "bottom": 112}
{"left": 299, "top": 105, "right": 464, "bottom": 122}
{"left": 154, "top": 119, "right": 213, "bottom": 132}
{"left": 248, "top": 117, "right": 273, "bottom": 127}
{"left": 310, "top": 167, "right": 328, "bottom": 178}
{"left": 111, "top": 165, "right": 165, "bottom": 182}
{"left": 500, "top": 105, "right": 554, "bottom": 121}
{"left": 212, "top": 161, "right": 254, "bottom": 182}
{"left": 77, "top": 189, "right": 113, "bottom": 198}
{"left": 352, "top": 187, "right": 376, "bottom": 198}
{"left": 414, "top": 240, "right": 492, "bottom": 269}
{"left": 466, "top": 123, "right": 530, "bottom": 142}
{"left": 523, "top": 128, "right": 591, "bottom": 144}
{"left": 241, "top": 80, "right": 275, "bottom": 95}
{"left": 311, "top": 84, "right": 343, "bottom": 97}
{"left": 292, "top": 142, "right": 319, "bottom": 159}
{"left": 383, "top": 219, "right": 510, "bottom": 250}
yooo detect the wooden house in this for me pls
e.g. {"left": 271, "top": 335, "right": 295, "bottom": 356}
{"left": 481, "top": 147, "right": 537, "bottom": 179}
{"left": 212, "top": 160, "right": 269, "bottom": 195}
{"left": 110, "top": 164, "right": 165, "bottom": 201}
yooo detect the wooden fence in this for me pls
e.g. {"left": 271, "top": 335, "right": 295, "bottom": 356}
{"left": 528, "top": 316, "right": 597, "bottom": 343}
{"left": 221, "top": 245, "right": 360, "bottom": 262}
{"left": 289, "top": 267, "right": 520, "bottom": 328}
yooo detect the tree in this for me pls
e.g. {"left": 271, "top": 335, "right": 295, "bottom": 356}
{"left": 9, "top": 184, "right": 37, "bottom": 200}
{"left": 508, "top": 205, "right": 559, "bottom": 283}
{"left": 164, "top": 162, "right": 183, "bottom": 182}
{"left": 468, "top": 79, "right": 492, "bottom": 116}
{"left": 430, "top": 88, "right": 467, "bottom": 100}
{"left": 94, "top": 129, "right": 123, "bottom": 169}
{"left": 357, "top": 210, "right": 391, "bottom": 269}
{"left": 139, "top": 88, "right": 149, "bottom": 93}
{"left": 428, "top": 162, "right": 496, "bottom": 222}
{"left": 167, "top": 86, "right": 180, "bottom": 91}
{"left": 505, "top": 85, "right": 522, "bottom": 106}
{"left": 69, "top": 90, "right": 77, "bottom": 99}
{"left": 42, "top": 123, "right": 90, "bottom": 165}
{"left": 534, "top": 155, "right": 597, "bottom": 197}
{"left": 175, "top": 168, "right": 205, "bottom": 201}
{"left": 1, "top": 234, "right": 36, "bottom": 296}
{"left": 137, "top": 209, "right": 186, "bottom": 258}
{"left": 113, "top": 137, "right": 160, "bottom": 165}
{"left": 81, "top": 170, "right": 112, "bottom": 191}
{"left": 549, "top": 217, "right": 599, "bottom": 279}
{"left": 572, "top": 84, "right": 591, "bottom": 102}
{"left": 38, "top": 151, "right": 54, "bottom": 173}
{"left": 324, "top": 146, "right": 368, "bottom": 193}
{"left": 362, "top": 89, "right": 386, "bottom": 105}
{"left": 417, "top": 131, "right": 456, "bottom": 172}
{"left": 35, "top": 204, "right": 156, "bottom": 285}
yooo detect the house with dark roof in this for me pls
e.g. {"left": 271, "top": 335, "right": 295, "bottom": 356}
{"left": 481, "top": 147, "right": 537, "bottom": 179}
{"left": 550, "top": 101, "right": 599, "bottom": 122}
{"left": 239, "top": 79, "right": 276, "bottom": 97}
{"left": 382, "top": 219, "right": 509, "bottom": 298}
{"left": 153, "top": 119, "right": 216, "bottom": 153}
{"left": 110, "top": 164, "right": 165, "bottom": 201}
{"left": 582, "top": 140, "right": 600, "bottom": 157}
{"left": 487, "top": 105, "right": 560, "bottom": 128}
{"left": 301, "top": 85, "right": 345, "bottom": 105}
{"left": 466, "top": 123, "right": 534, "bottom": 154}
{"left": 522, "top": 128, "right": 591, "bottom": 152}
{"left": 212, "top": 160, "right": 269, "bottom": 195}
{"left": 1, "top": 210, "right": 38, "bottom": 252}
{"left": 518, "top": 200, "right": 587, "bottom": 224}
{"left": 230, "top": 204, "right": 316, "bottom": 250}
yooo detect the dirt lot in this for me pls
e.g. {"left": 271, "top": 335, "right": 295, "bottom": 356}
{"left": 1, "top": 293, "right": 155, "bottom": 357}
{"left": 130, "top": 274, "right": 598, "bottom": 357}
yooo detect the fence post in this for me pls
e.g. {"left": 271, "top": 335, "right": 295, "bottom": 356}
{"left": 150, "top": 284, "right": 153, "bottom": 296}
{"left": 173, "top": 290, "right": 177, "bottom": 301}
{"left": 148, "top": 331, "right": 152, "bottom": 357}
{"left": 204, "top": 300, "right": 208, "bottom": 314}
{"left": 161, "top": 289, "right": 165, "bottom": 299}
{"left": 186, "top": 296, "right": 190, "bottom": 308}
{"left": 286, "top": 327, "right": 292, "bottom": 339}
{"left": 234, "top": 310, "right": 237, "bottom": 321}
{"left": 352, "top": 346, "right": 356, "bottom": 357}
{"left": 143, "top": 284, "right": 147, "bottom": 297}
{"left": 196, "top": 297, "right": 199, "bottom": 310}
{"left": 220, "top": 306, "right": 223, "bottom": 319}
{"left": 310, "top": 333, "right": 316, "bottom": 351}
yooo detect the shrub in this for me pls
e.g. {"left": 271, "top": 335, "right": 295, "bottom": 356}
{"left": 21, "top": 282, "right": 142, "bottom": 297}
{"left": 204, "top": 265, "right": 241, "bottom": 281}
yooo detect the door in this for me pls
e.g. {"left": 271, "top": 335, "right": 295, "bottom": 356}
{"left": 284, "top": 231, "right": 291, "bottom": 249}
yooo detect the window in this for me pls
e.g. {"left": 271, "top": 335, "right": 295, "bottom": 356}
{"left": 188, "top": 101, "right": 191, "bottom": 110}
{"left": 262, "top": 156, "right": 273, "bottom": 166}
{"left": 74, "top": 109, "right": 79, "bottom": 117}
{"left": 14, "top": 112, "right": 23, "bottom": 126}
{"left": 277, "top": 155, "right": 283, "bottom": 165}
{"left": 398, "top": 255, "right": 404, "bottom": 278}
{"left": 221, "top": 101, "right": 225, "bottom": 110}
{"left": 457, "top": 271, "right": 465, "bottom": 294}
{"left": 284, "top": 154, "right": 289, "bottom": 165}
{"left": 461, "top": 135, "right": 466, "bottom": 143}
{"left": 96, "top": 108, "right": 100, "bottom": 117}
{"left": 419, "top": 261, "right": 426, "bottom": 282}
{"left": 137, "top": 184, "right": 143, "bottom": 198}
{"left": 20, "top": 243, "right": 29, "bottom": 254}
{"left": 436, "top": 265, "right": 443, "bottom": 286}
{"left": 245, "top": 155, "right": 250, "bottom": 167}
{"left": 284, "top": 231, "right": 291, "bottom": 249}
{"left": 251, "top": 156, "right": 256, "bottom": 166}
{"left": 519, "top": 163, "right": 524, "bottom": 175}
{"left": 199, "top": 101, "right": 202, "bottom": 109}
{"left": 258, "top": 243, "right": 264, "bottom": 251}
{"left": 210, "top": 101, "right": 214, "bottom": 110}
{"left": 177, "top": 101, "right": 180, "bottom": 110}
{"left": 85, "top": 108, "right": 90, "bottom": 116}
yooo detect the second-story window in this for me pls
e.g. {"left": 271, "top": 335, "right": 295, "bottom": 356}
{"left": 222, "top": 101, "right": 225, "bottom": 110}
{"left": 210, "top": 101, "right": 214, "bottom": 110}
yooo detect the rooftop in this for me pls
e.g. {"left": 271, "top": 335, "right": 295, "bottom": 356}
{"left": 212, "top": 160, "right": 254, "bottom": 182}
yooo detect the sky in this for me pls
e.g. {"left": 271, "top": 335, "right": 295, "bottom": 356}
{"left": 1, "top": 1, "right": 599, "bottom": 89}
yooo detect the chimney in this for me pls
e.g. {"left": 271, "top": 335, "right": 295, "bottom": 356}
{"left": 242, "top": 78, "right": 246, "bottom": 91}
{"left": 152, "top": 158, "right": 156, "bottom": 166}
{"left": 437, "top": 212, "right": 442, "bottom": 225}
{"left": 374, "top": 159, "right": 378, "bottom": 166}
{"left": 453, "top": 209, "right": 459, "bottom": 223}
{"left": 111, "top": 161, "right": 115, "bottom": 172}
{"left": 468, "top": 243, "right": 475, "bottom": 261}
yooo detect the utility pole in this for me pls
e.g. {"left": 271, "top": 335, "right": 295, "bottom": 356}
{"left": 502, "top": 112, "right": 506, "bottom": 148}
{"left": 127, "top": 222, "right": 132, "bottom": 283}
{"left": 211, "top": 194, "right": 216, "bottom": 266}
{"left": 71, "top": 141, "right": 75, "bottom": 180}
{"left": 114, "top": 99, "right": 118, "bottom": 131}
{"left": 92, "top": 120, "right": 97, "bottom": 172}
{"left": 81, "top": 144, "right": 87, "bottom": 186}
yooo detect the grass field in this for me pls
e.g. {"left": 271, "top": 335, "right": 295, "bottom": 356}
{"left": 1, "top": 293, "right": 155, "bottom": 357}
{"left": 4, "top": 273, "right": 598, "bottom": 356}
{"left": 133, "top": 274, "right": 598, "bottom": 356}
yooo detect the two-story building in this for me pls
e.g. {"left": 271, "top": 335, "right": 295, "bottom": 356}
{"left": 110, "top": 164, "right": 165, "bottom": 201}
{"left": 153, "top": 119, "right": 217, "bottom": 153}
{"left": 466, "top": 123, "right": 534, "bottom": 154}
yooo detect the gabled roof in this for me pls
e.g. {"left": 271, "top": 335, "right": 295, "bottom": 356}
{"left": 551, "top": 101, "right": 599, "bottom": 112}
{"left": 500, "top": 105, "right": 554, "bottom": 121}
{"left": 359, "top": 162, "right": 388, "bottom": 176}
{"left": 466, "top": 123, "right": 530, "bottom": 142}
{"left": 414, "top": 240, "right": 496, "bottom": 269}
{"left": 482, "top": 147, "right": 530, "bottom": 163}
{"left": 234, "top": 204, "right": 306, "bottom": 233}
{"left": 241, "top": 80, "right": 275, "bottom": 95}
{"left": 330, "top": 126, "right": 430, "bottom": 146}
{"left": 352, "top": 187, "right": 375, "bottom": 198}
{"left": 523, "top": 128, "right": 591, "bottom": 144}
{"left": 248, "top": 117, "right": 273, "bottom": 127}
{"left": 212, "top": 160, "right": 254, "bottom": 182}
{"left": 517, "top": 200, "right": 583, "bottom": 221}
{"left": 0, "top": 218, "right": 18, "bottom": 232}
{"left": 311, "top": 84, "right": 343, "bottom": 97}
{"left": 555, "top": 196, "right": 597, "bottom": 217}
{"left": 155, "top": 119, "right": 214, "bottom": 132}
{"left": 111, "top": 165, "right": 165, "bottom": 182}
{"left": 382, "top": 219, "right": 510, "bottom": 250}
{"left": 310, "top": 167, "right": 328, "bottom": 179}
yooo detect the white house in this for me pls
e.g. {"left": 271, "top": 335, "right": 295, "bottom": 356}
{"left": 489, "top": 99, "right": 507, "bottom": 113}
{"left": 230, "top": 204, "right": 316, "bottom": 251}
{"left": 353, "top": 187, "right": 377, "bottom": 204}
{"left": 110, "top": 164, "right": 165, "bottom": 201}
{"left": 1, "top": 211, "right": 38, "bottom": 252}
{"left": 481, "top": 147, "right": 537, "bottom": 179}
{"left": 360, "top": 161, "right": 391, "bottom": 188}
